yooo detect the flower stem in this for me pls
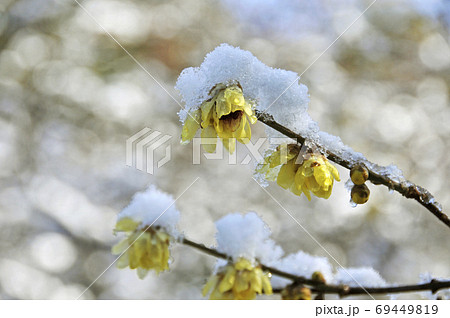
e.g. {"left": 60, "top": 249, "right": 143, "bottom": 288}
{"left": 255, "top": 110, "right": 450, "bottom": 229}
{"left": 180, "top": 237, "right": 450, "bottom": 297}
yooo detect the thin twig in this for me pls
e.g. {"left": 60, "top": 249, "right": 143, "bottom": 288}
{"left": 180, "top": 237, "right": 450, "bottom": 296}
{"left": 255, "top": 110, "right": 450, "bottom": 229}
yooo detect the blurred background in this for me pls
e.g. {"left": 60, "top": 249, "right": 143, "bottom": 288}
{"left": 0, "top": 0, "right": 449, "bottom": 299}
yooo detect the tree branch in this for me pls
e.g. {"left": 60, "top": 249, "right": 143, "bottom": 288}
{"left": 255, "top": 110, "right": 450, "bottom": 229}
{"left": 180, "top": 237, "right": 450, "bottom": 297}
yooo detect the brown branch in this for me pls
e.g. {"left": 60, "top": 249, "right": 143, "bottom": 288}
{"left": 180, "top": 237, "right": 450, "bottom": 297}
{"left": 274, "top": 279, "right": 450, "bottom": 297}
{"left": 255, "top": 110, "right": 450, "bottom": 229}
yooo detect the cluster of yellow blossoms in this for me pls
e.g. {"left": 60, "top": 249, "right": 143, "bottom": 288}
{"left": 202, "top": 258, "right": 273, "bottom": 300}
{"left": 181, "top": 84, "right": 257, "bottom": 153}
{"left": 112, "top": 218, "right": 172, "bottom": 279}
{"left": 258, "top": 144, "right": 340, "bottom": 200}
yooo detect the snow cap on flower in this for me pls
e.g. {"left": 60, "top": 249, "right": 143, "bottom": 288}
{"left": 176, "top": 43, "right": 310, "bottom": 125}
{"left": 333, "top": 267, "right": 387, "bottom": 287}
{"left": 117, "top": 185, "right": 180, "bottom": 236}
{"left": 270, "top": 251, "right": 334, "bottom": 289}
{"left": 215, "top": 212, "right": 283, "bottom": 264}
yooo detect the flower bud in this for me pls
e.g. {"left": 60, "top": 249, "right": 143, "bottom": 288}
{"left": 351, "top": 184, "right": 370, "bottom": 204}
{"left": 281, "top": 285, "right": 312, "bottom": 300}
{"left": 312, "top": 271, "right": 326, "bottom": 284}
{"left": 350, "top": 164, "right": 369, "bottom": 185}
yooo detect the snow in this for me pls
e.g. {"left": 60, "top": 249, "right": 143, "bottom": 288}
{"left": 176, "top": 44, "right": 408, "bottom": 185}
{"left": 176, "top": 43, "right": 310, "bottom": 125}
{"left": 117, "top": 185, "right": 180, "bottom": 236}
{"left": 419, "top": 272, "right": 450, "bottom": 300}
{"left": 333, "top": 267, "right": 387, "bottom": 287}
{"left": 270, "top": 251, "right": 334, "bottom": 289}
{"left": 215, "top": 212, "right": 283, "bottom": 264}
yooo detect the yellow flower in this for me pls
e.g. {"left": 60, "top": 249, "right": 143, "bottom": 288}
{"left": 181, "top": 84, "right": 257, "bottom": 153}
{"left": 112, "top": 218, "right": 171, "bottom": 279}
{"left": 202, "top": 258, "right": 272, "bottom": 300}
{"left": 257, "top": 144, "right": 340, "bottom": 200}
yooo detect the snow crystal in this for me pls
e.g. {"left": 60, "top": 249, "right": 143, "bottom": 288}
{"left": 117, "top": 185, "right": 180, "bottom": 236}
{"left": 270, "top": 251, "right": 334, "bottom": 289}
{"left": 333, "top": 267, "right": 387, "bottom": 287}
{"left": 215, "top": 212, "right": 283, "bottom": 264}
{"left": 365, "top": 162, "right": 406, "bottom": 183}
{"left": 316, "top": 131, "right": 366, "bottom": 163}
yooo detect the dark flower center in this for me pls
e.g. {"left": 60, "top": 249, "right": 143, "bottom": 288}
{"left": 219, "top": 110, "right": 243, "bottom": 132}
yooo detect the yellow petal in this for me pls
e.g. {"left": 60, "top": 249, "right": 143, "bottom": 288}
{"left": 114, "top": 218, "right": 139, "bottom": 233}
{"left": 236, "top": 288, "right": 256, "bottom": 300}
{"left": 238, "top": 118, "right": 251, "bottom": 144}
{"left": 271, "top": 144, "right": 298, "bottom": 168}
{"left": 155, "top": 230, "right": 170, "bottom": 242}
{"left": 241, "top": 102, "right": 252, "bottom": 116}
{"left": 181, "top": 110, "right": 200, "bottom": 144}
{"left": 294, "top": 167, "right": 306, "bottom": 187}
{"left": 302, "top": 184, "right": 312, "bottom": 201}
{"left": 265, "top": 165, "right": 280, "bottom": 181}
{"left": 268, "top": 150, "right": 282, "bottom": 168}
{"left": 200, "top": 100, "right": 215, "bottom": 128}
{"left": 277, "top": 160, "right": 297, "bottom": 189}
{"left": 326, "top": 160, "right": 340, "bottom": 181}
{"left": 224, "top": 87, "right": 245, "bottom": 106}
{"left": 235, "top": 259, "right": 254, "bottom": 271}
{"left": 210, "top": 286, "right": 229, "bottom": 300}
{"left": 250, "top": 271, "right": 262, "bottom": 294}
{"left": 216, "top": 95, "right": 232, "bottom": 119}
{"left": 305, "top": 176, "right": 321, "bottom": 192}
{"left": 223, "top": 138, "right": 236, "bottom": 154}
{"left": 218, "top": 267, "right": 236, "bottom": 293}
{"left": 234, "top": 272, "right": 250, "bottom": 293}
{"left": 161, "top": 243, "right": 170, "bottom": 270}
{"left": 213, "top": 114, "right": 223, "bottom": 133}
{"left": 201, "top": 125, "right": 217, "bottom": 153}
{"left": 261, "top": 275, "right": 273, "bottom": 294}
{"left": 290, "top": 182, "right": 303, "bottom": 196}
{"left": 202, "top": 275, "right": 219, "bottom": 297}
{"left": 136, "top": 268, "right": 149, "bottom": 279}
{"left": 314, "top": 186, "right": 333, "bottom": 199}
{"left": 302, "top": 165, "right": 314, "bottom": 178}
{"left": 116, "top": 254, "right": 129, "bottom": 269}
{"left": 133, "top": 236, "right": 147, "bottom": 262}
{"left": 234, "top": 115, "right": 247, "bottom": 140}
{"left": 111, "top": 239, "right": 129, "bottom": 255}
{"left": 248, "top": 113, "right": 258, "bottom": 124}
{"left": 314, "top": 165, "right": 332, "bottom": 188}
{"left": 128, "top": 245, "right": 138, "bottom": 269}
